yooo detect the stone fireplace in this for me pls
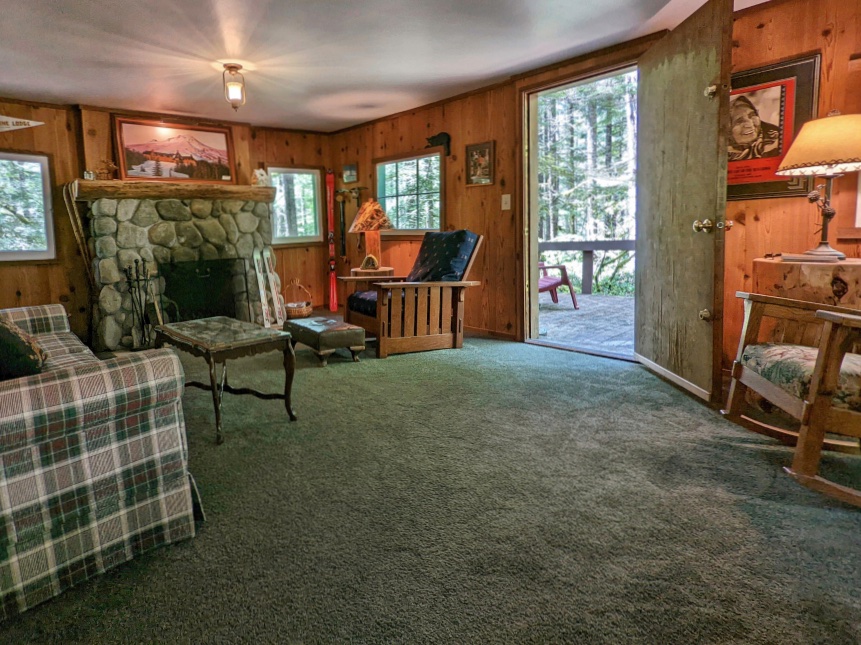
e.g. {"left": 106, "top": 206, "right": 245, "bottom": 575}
{"left": 78, "top": 181, "right": 277, "bottom": 351}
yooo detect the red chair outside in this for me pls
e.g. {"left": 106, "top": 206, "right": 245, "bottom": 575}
{"left": 539, "top": 262, "right": 578, "bottom": 309}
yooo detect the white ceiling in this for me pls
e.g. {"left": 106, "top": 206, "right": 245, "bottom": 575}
{"left": 1, "top": 0, "right": 768, "bottom": 132}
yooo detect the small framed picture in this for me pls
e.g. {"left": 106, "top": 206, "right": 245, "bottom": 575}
{"left": 466, "top": 141, "right": 494, "bottom": 186}
{"left": 343, "top": 163, "right": 358, "bottom": 184}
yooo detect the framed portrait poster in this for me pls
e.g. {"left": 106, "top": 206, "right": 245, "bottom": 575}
{"left": 466, "top": 141, "right": 494, "bottom": 186}
{"left": 727, "top": 54, "right": 820, "bottom": 200}
{"left": 113, "top": 117, "right": 236, "bottom": 183}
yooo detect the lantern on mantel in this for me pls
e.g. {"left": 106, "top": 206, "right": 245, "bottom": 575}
{"left": 222, "top": 63, "right": 246, "bottom": 111}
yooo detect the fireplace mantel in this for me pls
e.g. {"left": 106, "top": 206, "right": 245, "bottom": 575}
{"left": 73, "top": 180, "right": 276, "bottom": 202}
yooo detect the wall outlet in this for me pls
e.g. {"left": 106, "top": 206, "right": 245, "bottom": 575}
{"left": 501, "top": 194, "right": 511, "bottom": 210}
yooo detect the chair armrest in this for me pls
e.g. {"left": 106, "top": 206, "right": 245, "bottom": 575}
{"left": 816, "top": 310, "right": 861, "bottom": 328}
{"left": 0, "top": 348, "right": 184, "bottom": 453}
{"left": 0, "top": 304, "right": 70, "bottom": 334}
{"left": 338, "top": 275, "right": 408, "bottom": 283}
{"left": 736, "top": 291, "right": 860, "bottom": 316}
{"left": 373, "top": 280, "right": 480, "bottom": 288}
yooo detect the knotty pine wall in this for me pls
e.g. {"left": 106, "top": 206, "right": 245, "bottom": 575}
{"left": 723, "top": 0, "right": 861, "bottom": 365}
{"left": 0, "top": 100, "right": 90, "bottom": 337}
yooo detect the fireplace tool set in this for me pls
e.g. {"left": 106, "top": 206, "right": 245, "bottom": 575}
{"left": 123, "top": 259, "right": 163, "bottom": 348}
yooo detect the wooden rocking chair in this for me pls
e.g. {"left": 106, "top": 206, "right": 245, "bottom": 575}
{"left": 340, "top": 230, "right": 483, "bottom": 358}
{"left": 723, "top": 292, "right": 861, "bottom": 508}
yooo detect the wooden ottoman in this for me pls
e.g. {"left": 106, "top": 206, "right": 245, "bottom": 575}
{"left": 284, "top": 317, "right": 365, "bottom": 366}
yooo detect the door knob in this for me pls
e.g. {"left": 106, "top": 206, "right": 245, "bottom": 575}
{"left": 699, "top": 309, "right": 713, "bottom": 321}
{"left": 692, "top": 219, "right": 715, "bottom": 233}
{"left": 717, "top": 220, "right": 734, "bottom": 231}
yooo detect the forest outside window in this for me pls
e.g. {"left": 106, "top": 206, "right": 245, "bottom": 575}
{"left": 0, "top": 151, "right": 55, "bottom": 261}
{"left": 375, "top": 151, "right": 442, "bottom": 232}
{"left": 270, "top": 167, "right": 323, "bottom": 244}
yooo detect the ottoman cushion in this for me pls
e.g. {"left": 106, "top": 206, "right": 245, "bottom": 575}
{"left": 284, "top": 317, "right": 365, "bottom": 352}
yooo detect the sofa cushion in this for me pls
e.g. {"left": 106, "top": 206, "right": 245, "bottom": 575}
{"left": 741, "top": 342, "right": 861, "bottom": 412}
{"left": 0, "top": 319, "right": 45, "bottom": 380}
{"left": 406, "top": 230, "right": 479, "bottom": 282}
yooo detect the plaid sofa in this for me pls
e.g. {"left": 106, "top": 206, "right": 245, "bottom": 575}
{"left": 0, "top": 305, "right": 196, "bottom": 620}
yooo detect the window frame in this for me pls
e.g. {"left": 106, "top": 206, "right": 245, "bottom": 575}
{"left": 0, "top": 150, "right": 56, "bottom": 262}
{"left": 373, "top": 146, "right": 445, "bottom": 237}
{"left": 268, "top": 165, "right": 325, "bottom": 246}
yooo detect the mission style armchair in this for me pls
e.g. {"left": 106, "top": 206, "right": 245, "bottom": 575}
{"left": 340, "top": 230, "right": 483, "bottom": 358}
{"left": 723, "top": 292, "right": 861, "bottom": 508}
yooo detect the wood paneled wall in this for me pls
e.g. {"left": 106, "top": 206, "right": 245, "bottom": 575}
{"left": 249, "top": 127, "right": 331, "bottom": 309}
{"left": 723, "top": 0, "right": 861, "bottom": 364}
{"left": 0, "top": 100, "right": 89, "bottom": 336}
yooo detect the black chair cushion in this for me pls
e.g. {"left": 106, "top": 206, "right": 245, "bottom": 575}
{"left": 0, "top": 318, "right": 45, "bottom": 380}
{"left": 405, "top": 230, "right": 479, "bottom": 282}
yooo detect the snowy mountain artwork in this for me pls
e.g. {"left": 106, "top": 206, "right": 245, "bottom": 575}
{"left": 114, "top": 118, "right": 235, "bottom": 183}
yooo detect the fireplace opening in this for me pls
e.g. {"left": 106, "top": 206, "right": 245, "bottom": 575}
{"left": 158, "top": 259, "right": 243, "bottom": 323}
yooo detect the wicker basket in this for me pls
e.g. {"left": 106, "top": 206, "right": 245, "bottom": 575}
{"left": 283, "top": 279, "right": 313, "bottom": 319}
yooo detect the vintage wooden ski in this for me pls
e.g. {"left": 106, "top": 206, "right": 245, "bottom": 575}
{"left": 262, "top": 248, "right": 285, "bottom": 326}
{"left": 335, "top": 190, "right": 348, "bottom": 257}
{"left": 326, "top": 169, "right": 338, "bottom": 311}
{"left": 252, "top": 248, "right": 273, "bottom": 327}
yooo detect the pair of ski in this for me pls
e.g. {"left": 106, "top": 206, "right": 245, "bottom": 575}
{"left": 253, "top": 248, "right": 285, "bottom": 328}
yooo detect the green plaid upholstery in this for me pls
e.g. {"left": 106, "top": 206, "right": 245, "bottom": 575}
{"left": 0, "top": 305, "right": 196, "bottom": 620}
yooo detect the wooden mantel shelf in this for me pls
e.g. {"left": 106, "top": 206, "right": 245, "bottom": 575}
{"left": 72, "top": 180, "right": 276, "bottom": 202}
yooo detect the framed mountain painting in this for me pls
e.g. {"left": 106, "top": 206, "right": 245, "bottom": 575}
{"left": 113, "top": 117, "right": 236, "bottom": 183}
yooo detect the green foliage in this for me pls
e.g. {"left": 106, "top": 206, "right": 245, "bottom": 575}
{"left": 537, "top": 71, "right": 637, "bottom": 295}
{"left": 271, "top": 170, "right": 320, "bottom": 240}
{"left": 0, "top": 157, "right": 48, "bottom": 252}
{"left": 378, "top": 154, "right": 441, "bottom": 230}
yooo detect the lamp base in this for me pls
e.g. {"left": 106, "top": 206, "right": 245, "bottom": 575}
{"left": 781, "top": 242, "right": 845, "bottom": 263}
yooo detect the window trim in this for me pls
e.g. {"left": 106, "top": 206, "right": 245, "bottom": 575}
{"left": 268, "top": 165, "right": 325, "bottom": 246}
{"left": 373, "top": 146, "right": 445, "bottom": 236}
{"left": 0, "top": 150, "right": 56, "bottom": 262}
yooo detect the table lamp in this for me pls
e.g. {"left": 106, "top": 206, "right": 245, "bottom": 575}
{"left": 349, "top": 199, "right": 393, "bottom": 269}
{"left": 775, "top": 111, "right": 861, "bottom": 260}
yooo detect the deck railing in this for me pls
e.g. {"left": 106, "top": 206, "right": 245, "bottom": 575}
{"left": 538, "top": 240, "right": 635, "bottom": 295}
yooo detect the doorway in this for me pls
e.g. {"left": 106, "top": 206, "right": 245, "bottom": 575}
{"left": 526, "top": 68, "right": 638, "bottom": 360}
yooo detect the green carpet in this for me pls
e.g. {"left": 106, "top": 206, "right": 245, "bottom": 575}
{"left": 5, "top": 339, "right": 861, "bottom": 644}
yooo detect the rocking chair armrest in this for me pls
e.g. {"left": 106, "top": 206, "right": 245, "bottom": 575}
{"left": 374, "top": 280, "right": 480, "bottom": 289}
{"left": 736, "top": 292, "right": 861, "bottom": 317}
{"left": 816, "top": 310, "right": 861, "bottom": 329}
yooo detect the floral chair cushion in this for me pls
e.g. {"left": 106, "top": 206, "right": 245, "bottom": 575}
{"left": 741, "top": 342, "right": 861, "bottom": 412}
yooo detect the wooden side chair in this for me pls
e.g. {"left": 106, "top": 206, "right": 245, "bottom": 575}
{"left": 723, "top": 292, "right": 861, "bottom": 508}
{"left": 340, "top": 230, "right": 483, "bottom": 358}
{"left": 538, "top": 262, "right": 578, "bottom": 309}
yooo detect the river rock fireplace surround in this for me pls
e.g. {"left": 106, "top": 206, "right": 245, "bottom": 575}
{"left": 77, "top": 181, "right": 278, "bottom": 351}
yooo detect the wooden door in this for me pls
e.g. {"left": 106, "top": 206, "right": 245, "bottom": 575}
{"left": 635, "top": 0, "right": 732, "bottom": 402}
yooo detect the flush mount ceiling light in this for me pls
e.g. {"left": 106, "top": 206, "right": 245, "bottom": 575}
{"left": 222, "top": 63, "right": 246, "bottom": 111}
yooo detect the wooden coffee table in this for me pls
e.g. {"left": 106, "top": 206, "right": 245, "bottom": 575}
{"left": 155, "top": 316, "right": 296, "bottom": 444}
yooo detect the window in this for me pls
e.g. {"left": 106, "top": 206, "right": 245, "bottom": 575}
{"left": 0, "top": 152, "right": 55, "bottom": 261}
{"left": 269, "top": 167, "right": 323, "bottom": 244}
{"left": 375, "top": 151, "right": 442, "bottom": 231}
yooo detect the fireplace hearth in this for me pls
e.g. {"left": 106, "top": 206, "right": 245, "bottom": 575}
{"left": 79, "top": 181, "right": 277, "bottom": 351}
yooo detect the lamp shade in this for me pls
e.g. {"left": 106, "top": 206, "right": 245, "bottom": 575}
{"left": 776, "top": 113, "right": 861, "bottom": 176}
{"left": 349, "top": 199, "right": 393, "bottom": 233}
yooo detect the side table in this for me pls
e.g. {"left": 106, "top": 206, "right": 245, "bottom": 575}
{"left": 350, "top": 267, "right": 394, "bottom": 278}
{"left": 155, "top": 316, "right": 296, "bottom": 444}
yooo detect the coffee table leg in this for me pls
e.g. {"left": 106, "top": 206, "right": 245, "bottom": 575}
{"left": 283, "top": 342, "right": 297, "bottom": 421}
{"left": 207, "top": 356, "right": 226, "bottom": 444}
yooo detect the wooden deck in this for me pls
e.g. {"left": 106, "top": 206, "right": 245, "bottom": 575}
{"left": 535, "top": 292, "right": 634, "bottom": 359}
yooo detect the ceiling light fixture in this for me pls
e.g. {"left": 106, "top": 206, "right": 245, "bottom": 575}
{"left": 222, "top": 63, "right": 246, "bottom": 111}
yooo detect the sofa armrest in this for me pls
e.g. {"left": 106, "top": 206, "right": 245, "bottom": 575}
{"left": 0, "top": 304, "right": 71, "bottom": 335}
{"left": 0, "top": 348, "right": 185, "bottom": 452}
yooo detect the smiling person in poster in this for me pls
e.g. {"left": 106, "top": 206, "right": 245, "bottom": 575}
{"left": 728, "top": 95, "right": 781, "bottom": 161}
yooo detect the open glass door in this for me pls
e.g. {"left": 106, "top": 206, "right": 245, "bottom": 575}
{"left": 634, "top": 0, "right": 733, "bottom": 403}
